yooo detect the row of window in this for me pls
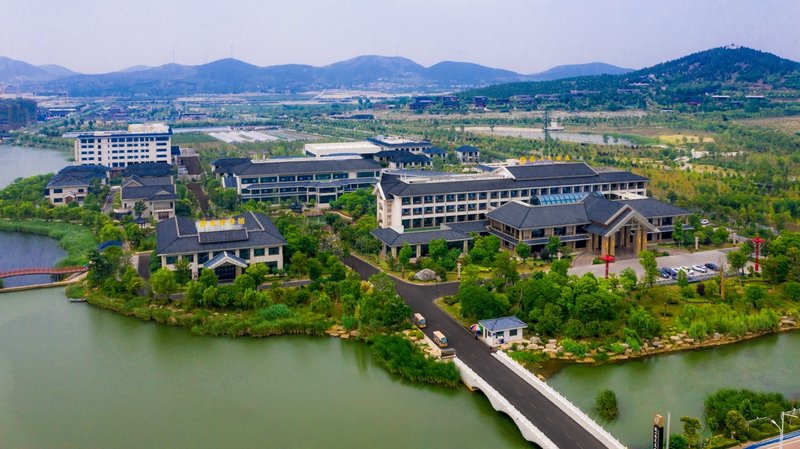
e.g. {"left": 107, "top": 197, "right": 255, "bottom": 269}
{"left": 240, "top": 173, "right": 351, "bottom": 184}
{"left": 398, "top": 182, "right": 647, "bottom": 205}
{"left": 165, "top": 246, "right": 280, "bottom": 265}
{"left": 402, "top": 214, "right": 487, "bottom": 229}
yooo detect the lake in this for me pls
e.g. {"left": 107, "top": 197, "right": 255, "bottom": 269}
{"left": 0, "top": 144, "right": 70, "bottom": 188}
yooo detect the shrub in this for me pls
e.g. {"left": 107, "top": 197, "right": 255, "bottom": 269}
{"left": 369, "top": 335, "right": 460, "bottom": 387}
{"left": 594, "top": 389, "right": 619, "bottom": 420}
{"left": 561, "top": 338, "right": 588, "bottom": 357}
{"left": 259, "top": 304, "right": 294, "bottom": 321}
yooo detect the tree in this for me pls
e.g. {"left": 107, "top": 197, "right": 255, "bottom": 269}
{"left": 515, "top": 242, "right": 531, "bottom": 264}
{"left": 546, "top": 235, "right": 562, "bottom": 258}
{"left": 307, "top": 257, "right": 324, "bottom": 281}
{"left": 133, "top": 200, "right": 147, "bottom": 219}
{"left": 619, "top": 267, "right": 638, "bottom": 296}
{"left": 680, "top": 416, "right": 702, "bottom": 448}
{"left": 639, "top": 250, "right": 659, "bottom": 288}
{"left": 550, "top": 259, "right": 570, "bottom": 278}
{"left": 397, "top": 243, "right": 414, "bottom": 275}
{"left": 594, "top": 389, "right": 619, "bottom": 420}
{"left": 198, "top": 269, "right": 218, "bottom": 289}
{"left": 677, "top": 269, "right": 689, "bottom": 288}
{"left": 173, "top": 257, "right": 192, "bottom": 286}
{"left": 724, "top": 410, "right": 748, "bottom": 441}
{"left": 289, "top": 252, "right": 308, "bottom": 278}
{"left": 744, "top": 284, "right": 766, "bottom": 309}
{"left": 120, "top": 266, "right": 143, "bottom": 295}
{"left": 669, "top": 434, "right": 689, "bottom": 449}
{"left": 245, "top": 262, "right": 270, "bottom": 286}
{"left": 99, "top": 223, "right": 124, "bottom": 242}
{"left": 150, "top": 268, "right": 177, "bottom": 301}
{"left": 493, "top": 251, "right": 519, "bottom": 290}
{"left": 727, "top": 246, "right": 749, "bottom": 276}
{"left": 124, "top": 223, "right": 144, "bottom": 248}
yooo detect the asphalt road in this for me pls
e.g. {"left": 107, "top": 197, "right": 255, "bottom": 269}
{"left": 345, "top": 256, "right": 609, "bottom": 449}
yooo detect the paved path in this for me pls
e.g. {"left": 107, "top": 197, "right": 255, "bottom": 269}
{"left": 345, "top": 255, "right": 610, "bottom": 449}
{"left": 187, "top": 182, "right": 210, "bottom": 218}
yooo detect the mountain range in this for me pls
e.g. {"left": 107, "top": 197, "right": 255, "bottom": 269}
{"left": 0, "top": 55, "right": 632, "bottom": 96}
{"left": 463, "top": 46, "right": 800, "bottom": 104}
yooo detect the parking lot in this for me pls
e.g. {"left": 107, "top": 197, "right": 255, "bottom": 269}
{"left": 568, "top": 248, "right": 743, "bottom": 279}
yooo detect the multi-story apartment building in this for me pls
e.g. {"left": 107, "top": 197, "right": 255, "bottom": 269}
{"left": 216, "top": 156, "right": 382, "bottom": 205}
{"left": 372, "top": 162, "right": 688, "bottom": 258}
{"left": 156, "top": 211, "right": 286, "bottom": 281}
{"left": 74, "top": 123, "right": 172, "bottom": 168}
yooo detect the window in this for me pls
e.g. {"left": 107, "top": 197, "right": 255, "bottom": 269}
{"left": 478, "top": 192, "right": 487, "bottom": 199}
{"left": 333, "top": 173, "right": 348, "bottom": 179}
{"left": 254, "top": 248, "right": 265, "bottom": 257}
{"left": 446, "top": 194, "right": 455, "bottom": 202}
{"left": 239, "top": 249, "right": 250, "bottom": 260}
{"left": 315, "top": 174, "right": 331, "bottom": 180}
{"left": 242, "top": 178, "right": 259, "bottom": 184}
{"left": 297, "top": 175, "right": 313, "bottom": 181}
{"left": 402, "top": 197, "right": 411, "bottom": 205}
{"left": 268, "top": 247, "right": 280, "bottom": 255}
{"left": 509, "top": 329, "right": 518, "bottom": 337}
{"left": 435, "top": 195, "right": 444, "bottom": 202}
{"left": 54, "top": 188, "right": 63, "bottom": 193}
{"left": 166, "top": 256, "right": 178, "bottom": 265}
{"left": 279, "top": 175, "right": 296, "bottom": 182}
{"left": 402, "top": 208, "right": 411, "bottom": 216}
{"left": 457, "top": 194, "right": 466, "bottom": 201}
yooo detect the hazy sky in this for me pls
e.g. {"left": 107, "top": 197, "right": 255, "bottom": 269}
{"left": 2, "top": 0, "right": 798, "bottom": 74}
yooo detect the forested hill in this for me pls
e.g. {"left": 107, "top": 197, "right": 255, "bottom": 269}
{"left": 461, "top": 46, "right": 800, "bottom": 108}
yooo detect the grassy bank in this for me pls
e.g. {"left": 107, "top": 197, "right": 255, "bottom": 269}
{"left": 368, "top": 335, "right": 461, "bottom": 388}
{"left": 86, "top": 291, "right": 333, "bottom": 337}
{"left": 0, "top": 219, "right": 96, "bottom": 266}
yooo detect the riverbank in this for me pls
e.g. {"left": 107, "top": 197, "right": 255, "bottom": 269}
{"left": 0, "top": 220, "right": 95, "bottom": 266}
{"left": 513, "top": 319, "right": 800, "bottom": 379}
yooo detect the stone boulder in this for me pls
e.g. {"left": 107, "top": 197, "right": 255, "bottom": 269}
{"left": 413, "top": 268, "right": 439, "bottom": 282}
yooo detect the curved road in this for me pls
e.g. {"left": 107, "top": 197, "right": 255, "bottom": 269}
{"left": 346, "top": 256, "right": 609, "bottom": 449}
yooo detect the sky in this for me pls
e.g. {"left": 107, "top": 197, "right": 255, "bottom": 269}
{"left": 2, "top": 0, "right": 799, "bottom": 74}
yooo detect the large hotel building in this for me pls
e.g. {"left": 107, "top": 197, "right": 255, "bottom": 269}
{"left": 373, "top": 162, "right": 689, "bottom": 258}
{"left": 74, "top": 123, "right": 172, "bottom": 167}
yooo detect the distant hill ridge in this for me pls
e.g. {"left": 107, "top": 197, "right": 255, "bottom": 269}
{"left": 0, "top": 54, "right": 632, "bottom": 95}
{"left": 463, "top": 46, "right": 800, "bottom": 101}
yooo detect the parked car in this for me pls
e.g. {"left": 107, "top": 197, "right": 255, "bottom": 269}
{"left": 433, "top": 331, "right": 448, "bottom": 348}
{"left": 705, "top": 262, "right": 719, "bottom": 271}
{"left": 691, "top": 264, "right": 708, "bottom": 273}
{"left": 413, "top": 313, "right": 427, "bottom": 329}
{"left": 658, "top": 268, "right": 671, "bottom": 279}
{"left": 700, "top": 219, "right": 710, "bottom": 226}
{"left": 664, "top": 267, "right": 678, "bottom": 277}
{"left": 676, "top": 266, "right": 695, "bottom": 276}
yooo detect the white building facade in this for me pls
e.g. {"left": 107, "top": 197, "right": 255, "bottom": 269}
{"left": 74, "top": 123, "right": 172, "bottom": 168}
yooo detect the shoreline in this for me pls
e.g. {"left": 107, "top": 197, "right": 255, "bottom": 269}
{"left": 527, "top": 322, "right": 800, "bottom": 378}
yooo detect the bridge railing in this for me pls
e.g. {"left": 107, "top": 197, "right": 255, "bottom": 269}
{"left": 454, "top": 358, "right": 559, "bottom": 449}
{"left": 494, "top": 351, "right": 627, "bottom": 449}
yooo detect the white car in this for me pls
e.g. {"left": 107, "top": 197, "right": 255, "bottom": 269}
{"left": 676, "top": 266, "right": 695, "bottom": 276}
{"left": 691, "top": 264, "right": 708, "bottom": 273}
{"left": 700, "top": 219, "right": 710, "bottom": 226}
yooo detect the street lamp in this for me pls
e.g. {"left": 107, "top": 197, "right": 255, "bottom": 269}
{"left": 752, "top": 236, "right": 765, "bottom": 273}
{"left": 599, "top": 254, "right": 615, "bottom": 279}
{"left": 769, "top": 419, "right": 783, "bottom": 449}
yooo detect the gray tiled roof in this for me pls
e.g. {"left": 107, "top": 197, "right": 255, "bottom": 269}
{"left": 622, "top": 198, "right": 690, "bottom": 218}
{"left": 478, "top": 316, "right": 527, "bottom": 331}
{"left": 157, "top": 211, "right": 286, "bottom": 256}
{"left": 380, "top": 171, "right": 647, "bottom": 197}
{"left": 422, "top": 147, "right": 447, "bottom": 155}
{"left": 234, "top": 158, "right": 381, "bottom": 176}
{"left": 121, "top": 184, "right": 178, "bottom": 201}
{"left": 123, "top": 175, "right": 173, "bottom": 187}
{"left": 487, "top": 201, "right": 589, "bottom": 229}
{"left": 371, "top": 227, "right": 472, "bottom": 247}
{"left": 504, "top": 162, "right": 597, "bottom": 180}
{"left": 46, "top": 175, "right": 91, "bottom": 188}
{"left": 121, "top": 162, "right": 174, "bottom": 178}
{"left": 583, "top": 194, "right": 627, "bottom": 224}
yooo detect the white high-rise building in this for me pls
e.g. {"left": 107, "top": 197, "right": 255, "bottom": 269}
{"left": 74, "top": 123, "right": 172, "bottom": 168}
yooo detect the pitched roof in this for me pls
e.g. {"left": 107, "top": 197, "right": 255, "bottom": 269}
{"left": 487, "top": 201, "right": 589, "bottom": 229}
{"left": 156, "top": 211, "right": 286, "bottom": 256}
{"left": 503, "top": 162, "right": 597, "bottom": 180}
{"left": 46, "top": 174, "right": 92, "bottom": 188}
{"left": 121, "top": 162, "right": 173, "bottom": 177}
{"left": 234, "top": 158, "right": 381, "bottom": 176}
{"left": 204, "top": 251, "right": 248, "bottom": 270}
{"left": 371, "top": 227, "right": 472, "bottom": 247}
{"left": 455, "top": 145, "right": 480, "bottom": 153}
{"left": 121, "top": 184, "right": 178, "bottom": 201}
{"left": 374, "top": 151, "right": 432, "bottom": 164}
{"left": 379, "top": 170, "right": 646, "bottom": 197}
{"left": 478, "top": 316, "right": 527, "bottom": 332}
{"left": 621, "top": 198, "right": 690, "bottom": 218}
{"left": 422, "top": 147, "right": 447, "bottom": 155}
{"left": 122, "top": 174, "right": 173, "bottom": 187}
